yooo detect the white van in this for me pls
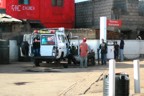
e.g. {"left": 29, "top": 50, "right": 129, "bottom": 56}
{"left": 22, "top": 28, "right": 69, "bottom": 67}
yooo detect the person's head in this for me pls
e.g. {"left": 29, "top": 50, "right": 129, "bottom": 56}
{"left": 102, "top": 39, "right": 104, "bottom": 43}
{"left": 113, "top": 41, "right": 115, "bottom": 44}
{"left": 34, "top": 30, "right": 38, "bottom": 34}
{"left": 83, "top": 38, "right": 87, "bottom": 42}
{"left": 91, "top": 49, "right": 94, "bottom": 52}
{"left": 120, "top": 37, "right": 124, "bottom": 40}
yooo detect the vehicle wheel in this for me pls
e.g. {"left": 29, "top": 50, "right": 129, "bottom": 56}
{"left": 60, "top": 52, "right": 64, "bottom": 59}
{"left": 34, "top": 59, "right": 40, "bottom": 67}
{"left": 63, "top": 64, "right": 68, "bottom": 68}
{"left": 54, "top": 60, "right": 60, "bottom": 64}
{"left": 46, "top": 61, "right": 50, "bottom": 64}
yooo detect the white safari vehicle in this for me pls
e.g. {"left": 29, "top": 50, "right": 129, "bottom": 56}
{"left": 23, "top": 28, "right": 69, "bottom": 67}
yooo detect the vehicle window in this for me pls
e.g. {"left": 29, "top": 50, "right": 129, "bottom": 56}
{"left": 58, "top": 35, "right": 65, "bottom": 43}
{"left": 61, "top": 35, "right": 65, "bottom": 42}
{"left": 41, "top": 35, "right": 55, "bottom": 45}
{"left": 19, "top": 0, "right": 30, "bottom": 5}
{"left": 57, "top": 0, "right": 63, "bottom": 6}
{"left": 52, "top": 0, "right": 63, "bottom": 7}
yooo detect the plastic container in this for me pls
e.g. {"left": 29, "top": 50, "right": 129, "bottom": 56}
{"left": 103, "top": 73, "right": 129, "bottom": 96}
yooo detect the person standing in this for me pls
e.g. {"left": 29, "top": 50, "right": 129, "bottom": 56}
{"left": 33, "top": 35, "right": 40, "bottom": 56}
{"left": 119, "top": 38, "right": 125, "bottom": 61}
{"left": 21, "top": 41, "right": 29, "bottom": 57}
{"left": 67, "top": 45, "right": 77, "bottom": 65}
{"left": 99, "top": 39, "right": 107, "bottom": 65}
{"left": 114, "top": 41, "right": 119, "bottom": 61}
{"left": 80, "top": 38, "right": 88, "bottom": 68}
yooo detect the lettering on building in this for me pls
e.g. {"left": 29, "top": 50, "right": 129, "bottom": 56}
{"left": 11, "top": 5, "right": 35, "bottom": 11}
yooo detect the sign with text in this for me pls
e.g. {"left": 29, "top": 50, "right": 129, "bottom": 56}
{"left": 0, "top": 0, "right": 6, "bottom": 8}
{"left": 107, "top": 19, "right": 122, "bottom": 27}
{"left": 11, "top": 5, "right": 35, "bottom": 11}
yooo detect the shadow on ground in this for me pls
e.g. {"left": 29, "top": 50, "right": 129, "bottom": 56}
{"left": 1, "top": 60, "right": 143, "bottom": 74}
{"left": 0, "top": 61, "right": 108, "bottom": 74}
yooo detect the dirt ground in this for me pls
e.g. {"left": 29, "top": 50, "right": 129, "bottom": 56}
{"left": 0, "top": 60, "right": 144, "bottom": 96}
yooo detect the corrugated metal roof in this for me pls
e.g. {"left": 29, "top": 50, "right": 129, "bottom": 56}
{"left": 0, "top": 14, "right": 22, "bottom": 23}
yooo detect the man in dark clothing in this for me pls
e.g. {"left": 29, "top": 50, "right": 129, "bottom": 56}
{"left": 21, "top": 41, "right": 29, "bottom": 56}
{"left": 67, "top": 45, "right": 77, "bottom": 65}
{"left": 119, "top": 38, "right": 125, "bottom": 61}
{"left": 33, "top": 36, "right": 40, "bottom": 56}
{"left": 99, "top": 39, "right": 107, "bottom": 65}
{"left": 114, "top": 41, "right": 119, "bottom": 61}
{"left": 87, "top": 49, "right": 95, "bottom": 65}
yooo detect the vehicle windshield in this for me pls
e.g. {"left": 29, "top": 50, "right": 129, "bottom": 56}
{"left": 58, "top": 35, "right": 65, "bottom": 43}
{"left": 41, "top": 35, "right": 55, "bottom": 45}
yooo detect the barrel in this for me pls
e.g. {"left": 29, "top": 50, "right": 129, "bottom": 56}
{"left": 0, "top": 40, "right": 9, "bottom": 64}
{"left": 103, "top": 73, "right": 129, "bottom": 96}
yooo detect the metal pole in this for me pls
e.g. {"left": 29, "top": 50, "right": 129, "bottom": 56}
{"left": 133, "top": 59, "right": 141, "bottom": 93}
{"left": 109, "top": 59, "right": 115, "bottom": 96}
{"left": 100, "top": 16, "right": 107, "bottom": 43}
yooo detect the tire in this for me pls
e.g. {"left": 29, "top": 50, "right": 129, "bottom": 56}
{"left": 60, "top": 52, "right": 64, "bottom": 59}
{"left": 63, "top": 64, "right": 68, "bottom": 68}
{"left": 54, "top": 60, "right": 60, "bottom": 64}
{"left": 46, "top": 61, "right": 50, "bottom": 64}
{"left": 34, "top": 59, "right": 40, "bottom": 67}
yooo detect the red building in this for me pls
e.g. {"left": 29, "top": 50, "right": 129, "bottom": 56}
{"left": 0, "top": 0, "right": 6, "bottom": 9}
{"left": 0, "top": 0, "right": 6, "bottom": 13}
{"left": 5, "top": 0, "right": 75, "bottom": 28}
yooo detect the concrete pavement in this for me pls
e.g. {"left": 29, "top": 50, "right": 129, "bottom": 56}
{"left": 0, "top": 60, "right": 143, "bottom": 96}
{"left": 84, "top": 59, "right": 144, "bottom": 96}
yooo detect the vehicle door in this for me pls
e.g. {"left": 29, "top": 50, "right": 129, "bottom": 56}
{"left": 40, "top": 34, "right": 56, "bottom": 56}
{"left": 56, "top": 32, "right": 68, "bottom": 57}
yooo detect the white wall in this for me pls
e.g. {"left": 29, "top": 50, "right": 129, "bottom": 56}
{"left": 70, "top": 39, "right": 144, "bottom": 59}
{"left": 140, "top": 40, "right": 144, "bottom": 54}
{"left": 123, "top": 40, "right": 140, "bottom": 59}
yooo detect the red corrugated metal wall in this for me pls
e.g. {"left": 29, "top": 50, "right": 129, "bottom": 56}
{"left": 40, "top": 0, "right": 75, "bottom": 28}
{"left": 6, "top": 0, "right": 40, "bottom": 20}
{"left": 6, "top": 0, "right": 75, "bottom": 28}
